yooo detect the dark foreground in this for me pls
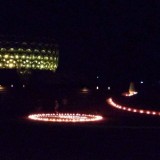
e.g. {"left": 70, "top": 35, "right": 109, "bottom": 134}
{"left": 0, "top": 88, "right": 160, "bottom": 160}
{"left": 1, "top": 116, "right": 160, "bottom": 160}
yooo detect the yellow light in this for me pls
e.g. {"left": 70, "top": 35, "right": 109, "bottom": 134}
{"left": 9, "top": 48, "right": 14, "bottom": 51}
{"left": 26, "top": 56, "right": 30, "bottom": 59}
{"left": 40, "top": 64, "right": 44, "bottom": 68}
{"left": 44, "top": 56, "right": 48, "bottom": 60}
{"left": 34, "top": 49, "right": 39, "bottom": 53}
{"left": 4, "top": 54, "right": 9, "bottom": 58}
{"left": 18, "top": 48, "right": 23, "bottom": 51}
{"left": 22, "top": 55, "right": 25, "bottom": 59}
{"left": 0, "top": 46, "right": 58, "bottom": 71}
{"left": 8, "top": 63, "right": 14, "bottom": 68}
{"left": 26, "top": 49, "right": 31, "bottom": 52}
{"left": 38, "top": 56, "right": 41, "bottom": 59}
{"left": 41, "top": 50, "right": 46, "bottom": 53}
{"left": 1, "top": 48, "right": 6, "bottom": 51}
{"left": 26, "top": 64, "right": 30, "bottom": 68}
{"left": 15, "top": 55, "right": 19, "bottom": 59}
{"left": 10, "top": 55, "right": 14, "bottom": 58}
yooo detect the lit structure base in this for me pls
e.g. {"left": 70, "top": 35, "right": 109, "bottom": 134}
{"left": 122, "top": 91, "right": 138, "bottom": 97}
{"left": 28, "top": 113, "right": 103, "bottom": 123}
{"left": 107, "top": 98, "right": 160, "bottom": 116}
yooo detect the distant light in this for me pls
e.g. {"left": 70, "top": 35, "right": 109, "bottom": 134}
{"left": 23, "top": 84, "right": 25, "bottom": 88}
{"left": 122, "top": 91, "right": 138, "bottom": 97}
{"left": 96, "top": 86, "right": 99, "bottom": 90}
{"left": 140, "top": 81, "right": 143, "bottom": 84}
{"left": 0, "top": 85, "right": 5, "bottom": 91}
{"left": 11, "top": 84, "right": 14, "bottom": 88}
{"left": 108, "top": 86, "right": 111, "bottom": 90}
{"left": 96, "top": 76, "right": 99, "bottom": 79}
{"left": 80, "top": 87, "right": 89, "bottom": 94}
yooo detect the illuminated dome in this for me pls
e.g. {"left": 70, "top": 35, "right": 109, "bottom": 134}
{"left": 0, "top": 39, "right": 59, "bottom": 73}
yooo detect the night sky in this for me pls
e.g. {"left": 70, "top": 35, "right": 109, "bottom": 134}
{"left": 0, "top": 1, "right": 159, "bottom": 82}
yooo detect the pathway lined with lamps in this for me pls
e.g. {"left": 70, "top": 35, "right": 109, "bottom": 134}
{"left": 28, "top": 113, "right": 103, "bottom": 122}
{"left": 107, "top": 98, "right": 160, "bottom": 116}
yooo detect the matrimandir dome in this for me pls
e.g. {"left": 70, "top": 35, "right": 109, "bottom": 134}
{"left": 0, "top": 37, "right": 59, "bottom": 74}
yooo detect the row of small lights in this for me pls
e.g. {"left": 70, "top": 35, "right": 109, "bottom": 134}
{"left": 96, "top": 86, "right": 111, "bottom": 90}
{"left": 96, "top": 81, "right": 144, "bottom": 91}
{"left": 28, "top": 113, "right": 103, "bottom": 122}
{"left": 0, "top": 48, "right": 56, "bottom": 54}
{"left": 11, "top": 84, "right": 25, "bottom": 88}
{"left": 107, "top": 98, "right": 160, "bottom": 116}
{"left": 97, "top": 75, "right": 144, "bottom": 89}
{"left": 0, "top": 61, "right": 57, "bottom": 70}
{"left": 0, "top": 54, "right": 58, "bottom": 70}
{"left": 0, "top": 53, "right": 58, "bottom": 60}
{"left": 0, "top": 84, "right": 25, "bottom": 88}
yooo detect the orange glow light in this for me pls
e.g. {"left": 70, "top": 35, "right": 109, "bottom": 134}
{"left": 107, "top": 98, "right": 160, "bottom": 117}
{"left": 28, "top": 113, "right": 103, "bottom": 123}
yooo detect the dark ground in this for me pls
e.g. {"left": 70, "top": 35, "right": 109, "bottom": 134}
{"left": 0, "top": 87, "right": 160, "bottom": 160}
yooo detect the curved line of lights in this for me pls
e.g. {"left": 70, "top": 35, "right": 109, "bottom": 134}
{"left": 107, "top": 98, "right": 160, "bottom": 116}
{"left": 28, "top": 113, "right": 103, "bottom": 123}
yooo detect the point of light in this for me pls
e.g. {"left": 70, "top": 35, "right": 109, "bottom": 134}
{"left": 8, "top": 63, "right": 14, "bottom": 68}
{"left": 0, "top": 85, "right": 6, "bottom": 91}
{"left": 80, "top": 87, "right": 90, "bottom": 94}
{"left": 96, "top": 86, "right": 99, "bottom": 90}
{"left": 122, "top": 91, "right": 138, "bottom": 97}
{"left": 107, "top": 86, "right": 111, "bottom": 90}
{"left": 140, "top": 81, "right": 144, "bottom": 84}
{"left": 11, "top": 84, "right": 13, "bottom": 88}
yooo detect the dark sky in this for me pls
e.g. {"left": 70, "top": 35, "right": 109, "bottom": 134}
{"left": 0, "top": 0, "right": 160, "bottom": 82}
